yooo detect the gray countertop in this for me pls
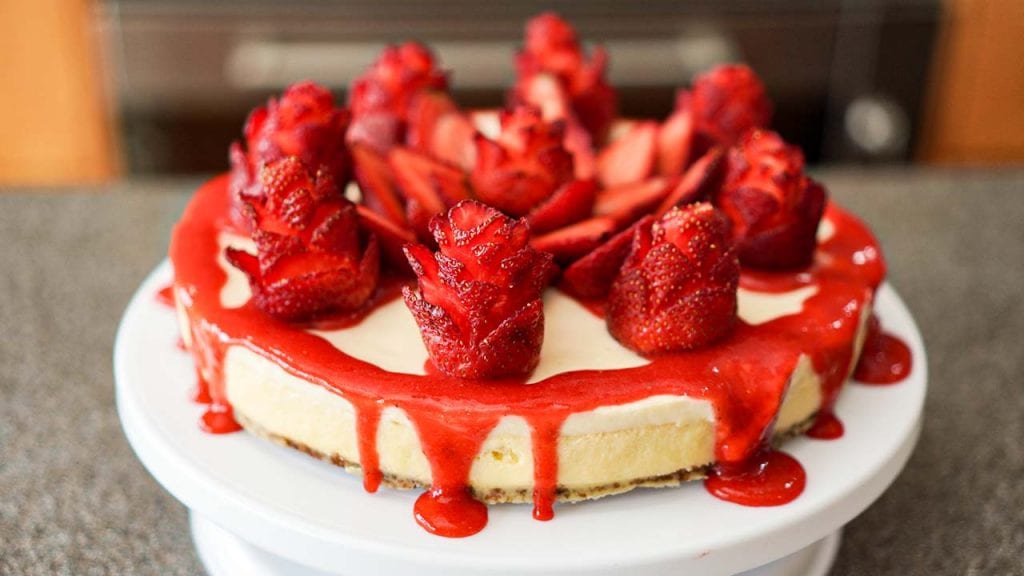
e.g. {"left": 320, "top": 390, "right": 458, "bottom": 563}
{"left": 1, "top": 169, "right": 1022, "bottom": 575}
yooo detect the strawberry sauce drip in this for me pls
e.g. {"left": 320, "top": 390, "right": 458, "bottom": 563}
{"left": 155, "top": 284, "right": 176, "bottom": 307}
{"left": 704, "top": 447, "right": 806, "bottom": 506}
{"left": 200, "top": 403, "right": 243, "bottom": 434}
{"left": 527, "top": 417, "right": 564, "bottom": 521}
{"left": 406, "top": 408, "right": 498, "bottom": 538}
{"left": 414, "top": 488, "right": 489, "bottom": 538}
{"left": 191, "top": 372, "right": 213, "bottom": 404}
{"left": 806, "top": 411, "right": 844, "bottom": 440}
{"left": 353, "top": 400, "right": 383, "bottom": 493}
{"left": 854, "top": 316, "right": 913, "bottom": 384}
{"left": 170, "top": 176, "right": 891, "bottom": 536}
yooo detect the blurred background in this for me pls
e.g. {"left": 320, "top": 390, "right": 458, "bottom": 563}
{"left": 1, "top": 0, "right": 1022, "bottom": 185}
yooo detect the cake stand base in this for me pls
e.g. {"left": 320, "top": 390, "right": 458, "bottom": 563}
{"left": 119, "top": 262, "right": 926, "bottom": 576}
{"left": 191, "top": 512, "right": 841, "bottom": 576}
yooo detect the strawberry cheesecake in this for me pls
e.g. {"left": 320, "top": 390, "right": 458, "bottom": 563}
{"left": 168, "top": 13, "right": 909, "bottom": 538}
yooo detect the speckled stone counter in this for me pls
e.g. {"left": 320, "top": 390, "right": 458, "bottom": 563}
{"left": 1, "top": 169, "right": 1022, "bottom": 575}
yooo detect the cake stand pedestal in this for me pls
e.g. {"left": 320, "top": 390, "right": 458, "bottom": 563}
{"left": 189, "top": 513, "right": 842, "bottom": 576}
{"left": 117, "top": 262, "right": 926, "bottom": 576}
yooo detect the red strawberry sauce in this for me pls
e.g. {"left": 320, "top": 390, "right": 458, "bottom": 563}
{"left": 169, "top": 175, "right": 910, "bottom": 536}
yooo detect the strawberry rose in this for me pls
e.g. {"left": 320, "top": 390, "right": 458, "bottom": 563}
{"left": 227, "top": 157, "right": 379, "bottom": 321}
{"left": 714, "top": 129, "right": 826, "bottom": 269}
{"left": 403, "top": 201, "right": 555, "bottom": 379}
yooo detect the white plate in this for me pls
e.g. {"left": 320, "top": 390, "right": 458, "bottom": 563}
{"left": 116, "top": 261, "right": 926, "bottom": 576}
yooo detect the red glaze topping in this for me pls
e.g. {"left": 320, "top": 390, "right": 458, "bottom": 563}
{"left": 715, "top": 130, "right": 827, "bottom": 269}
{"left": 402, "top": 201, "right": 555, "bottom": 379}
{"left": 229, "top": 82, "right": 350, "bottom": 227}
{"left": 704, "top": 447, "right": 806, "bottom": 507}
{"left": 155, "top": 283, "right": 175, "bottom": 308}
{"left": 607, "top": 203, "right": 739, "bottom": 354}
{"left": 854, "top": 315, "right": 913, "bottom": 384}
{"left": 170, "top": 176, "right": 889, "bottom": 535}
{"left": 414, "top": 488, "right": 489, "bottom": 538}
{"left": 806, "top": 411, "right": 845, "bottom": 440}
{"left": 225, "top": 157, "right": 379, "bottom": 321}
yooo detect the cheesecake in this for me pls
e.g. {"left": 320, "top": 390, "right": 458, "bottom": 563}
{"left": 168, "top": 12, "right": 890, "bottom": 537}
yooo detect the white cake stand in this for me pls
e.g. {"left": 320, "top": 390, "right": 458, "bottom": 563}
{"left": 116, "top": 262, "right": 927, "bottom": 576}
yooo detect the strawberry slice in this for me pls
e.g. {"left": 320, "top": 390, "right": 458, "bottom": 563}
{"left": 515, "top": 73, "right": 573, "bottom": 122}
{"left": 594, "top": 177, "right": 674, "bottom": 227}
{"left": 560, "top": 215, "right": 654, "bottom": 300}
{"left": 564, "top": 120, "right": 596, "bottom": 180}
{"left": 346, "top": 112, "right": 403, "bottom": 156}
{"left": 607, "top": 203, "right": 738, "bottom": 354}
{"left": 657, "top": 107, "right": 695, "bottom": 176}
{"left": 356, "top": 204, "right": 416, "bottom": 272}
{"left": 655, "top": 148, "right": 725, "bottom": 217}
{"left": 351, "top": 143, "right": 406, "bottom": 226}
{"left": 228, "top": 157, "right": 380, "bottom": 321}
{"left": 403, "top": 200, "right": 555, "bottom": 379}
{"left": 526, "top": 179, "right": 597, "bottom": 234}
{"left": 596, "top": 121, "right": 658, "bottom": 188}
{"left": 530, "top": 216, "right": 617, "bottom": 264}
{"left": 406, "top": 91, "right": 477, "bottom": 171}
{"left": 389, "top": 147, "right": 471, "bottom": 216}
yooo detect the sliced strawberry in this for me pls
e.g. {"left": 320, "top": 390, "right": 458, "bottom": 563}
{"left": 345, "top": 112, "right": 402, "bottom": 156}
{"left": 389, "top": 148, "right": 470, "bottom": 216}
{"left": 594, "top": 177, "right": 674, "bottom": 227}
{"left": 655, "top": 148, "right": 725, "bottom": 217}
{"left": 351, "top": 143, "right": 406, "bottom": 226}
{"left": 406, "top": 90, "right": 478, "bottom": 171}
{"left": 530, "top": 216, "right": 617, "bottom": 264}
{"left": 657, "top": 107, "right": 695, "bottom": 176}
{"left": 564, "top": 120, "right": 596, "bottom": 180}
{"left": 560, "top": 215, "right": 654, "bottom": 300}
{"left": 356, "top": 204, "right": 416, "bottom": 272}
{"left": 607, "top": 203, "right": 738, "bottom": 354}
{"left": 526, "top": 179, "right": 597, "bottom": 234}
{"left": 514, "top": 73, "right": 573, "bottom": 122}
{"left": 596, "top": 121, "right": 658, "bottom": 188}
{"left": 404, "top": 198, "right": 435, "bottom": 244}
{"left": 403, "top": 200, "right": 555, "bottom": 379}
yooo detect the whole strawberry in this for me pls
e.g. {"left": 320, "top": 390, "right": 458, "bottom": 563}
{"left": 229, "top": 82, "right": 351, "bottom": 227}
{"left": 607, "top": 203, "right": 739, "bottom": 355}
{"left": 227, "top": 157, "right": 380, "bottom": 321}
{"left": 714, "top": 130, "right": 826, "bottom": 269}
{"left": 513, "top": 12, "right": 617, "bottom": 144}
{"left": 681, "top": 64, "right": 772, "bottom": 151}
{"left": 403, "top": 201, "right": 555, "bottom": 379}
{"left": 347, "top": 42, "right": 449, "bottom": 154}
